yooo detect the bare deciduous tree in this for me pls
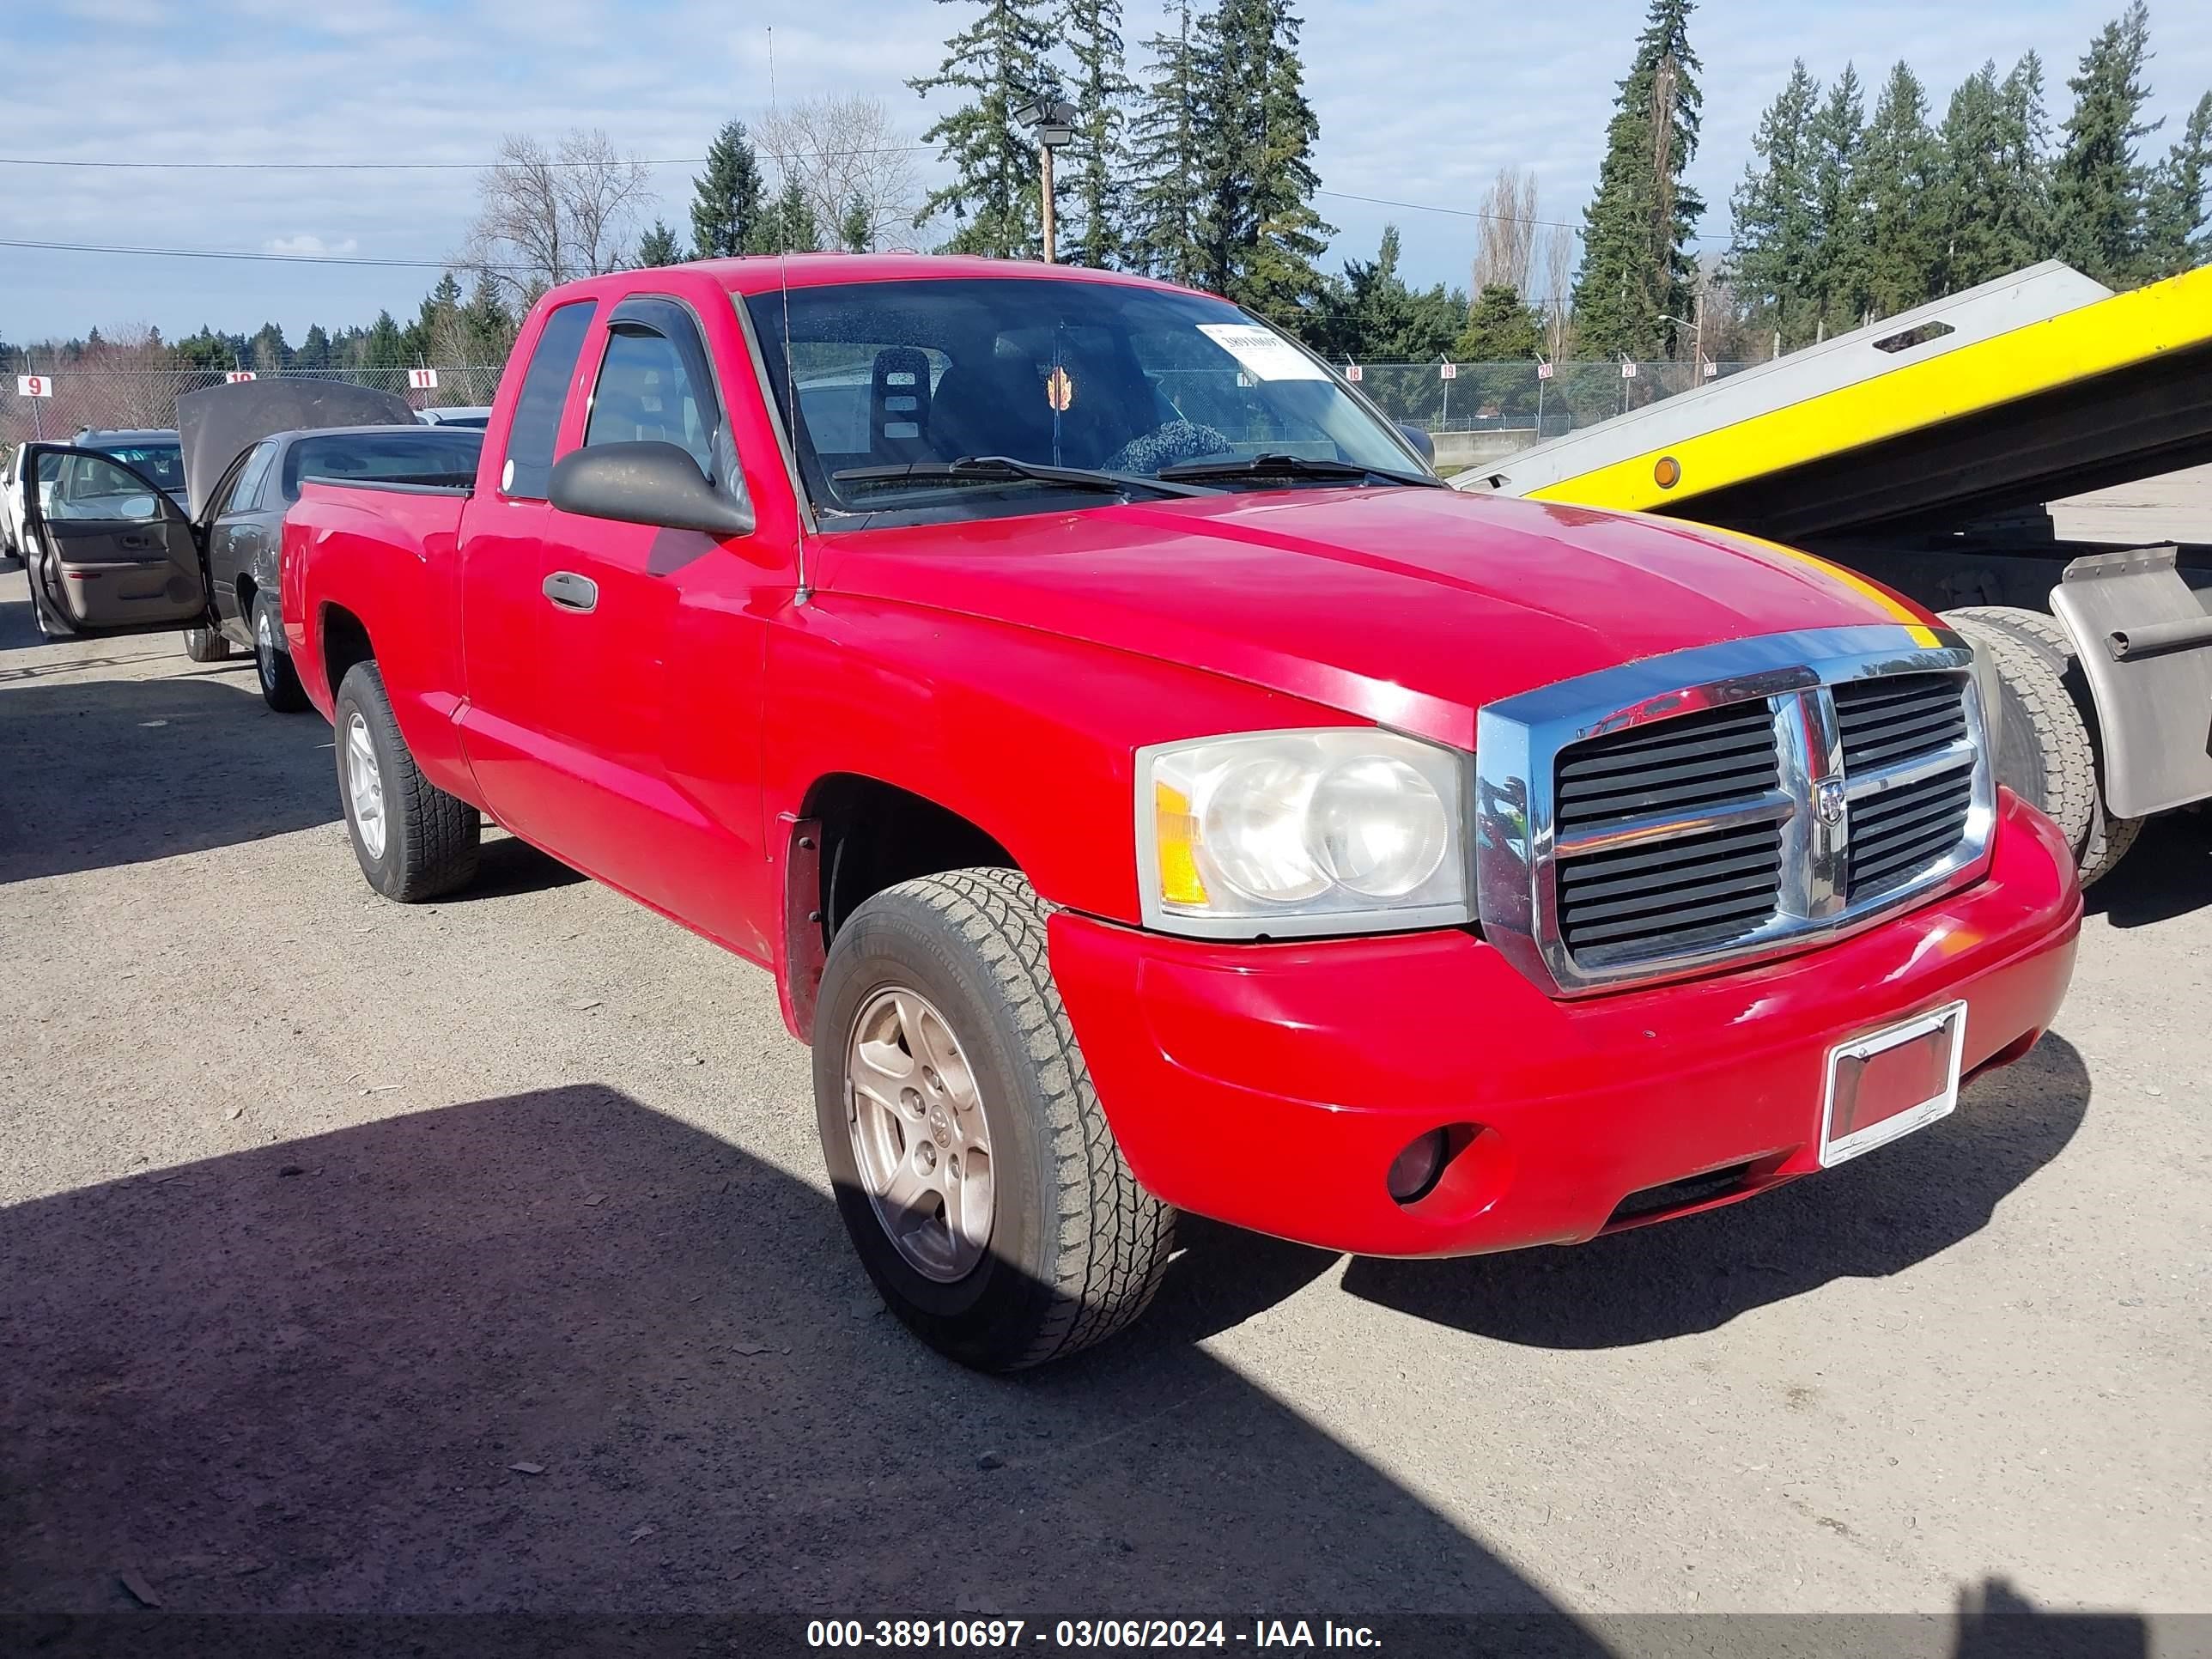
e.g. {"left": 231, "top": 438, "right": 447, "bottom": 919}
{"left": 1472, "top": 167, "right": 1540, "bottom": 296}
{"left": 755, "top": 95, "right": 921, "bottom": 252}
{"left": 463, "top": 130, "right": 656, "bottom": 301}
{"left": 1539, "top": 222, "right": 1577, "bottom": 359}
{"left": 82, "top": 323, "right": 181, "bottom": 428}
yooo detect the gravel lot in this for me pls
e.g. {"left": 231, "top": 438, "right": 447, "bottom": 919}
{"left": 3, "top": 561, "right": 2208, "bottom": 1638}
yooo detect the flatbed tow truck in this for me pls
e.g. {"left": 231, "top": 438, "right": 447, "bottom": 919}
{"left": 1455, "top": 259, "right": 2212, "bottom": 885}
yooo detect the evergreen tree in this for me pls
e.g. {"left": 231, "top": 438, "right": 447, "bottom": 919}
{"left": 2142, "top": 90, "right": 2212, "bottom": 276}
{"left": 1452, "top": 283, "right": 1545, "bottom": 362}
{"left": 247, "top": 320, "right": 290, "bottom": 374}
{"left": 1193, "top": 0, "right": 1332, "bottom": 313}
{"left": 462, "top": 273, "right": 515, "bottom": 362}
{"left": 1805, "top": 64, "right": 1869, "bottom": 332}
{"left": 1995, "top": 53, "right": 2057, "bottom": 265}
{"left": 1127, "top": 0, "right": 1208, "bottom": 284}
{"left": 1571, "top": 0, "right": 1705, "bottom": 360}
{"left": 636, "top": 219, "right": 683, "bottom": 268}
{"left": 1932, "top": 58, "right": 2051, "bottom": 293}
{"left": 1858, "top": 62, "right": 1944, "bottom": 317}
{"left": 297, "top": 323, "right": 332, "bottom": 372}
{"left": 910, "top": 0, "right": 1060, "bottom": 258}
{"left": 838, "top": 196, "right": 875, "bottom": 252}
{"left": 1727, "top": 63, "right": 1822, "bottom": 347}
{"left": 762, "top": 179, "right": 822, "bottom": 253}
{"left": 1305, "top": 226, "right": 1464, "bottom": 361}
{"left": 410, "top": 271, "right": 464, "bottom": 362}
{"left": 362, "top": 310, "right": 409, "bottom": 371}
{"left": 2054, "top": 2, "right": 2159, "bottom": 284}
{"left": 690, "top": 120, "right": 769, "bottom": 258}
{"left": 1063, "top": 0, "right": 1135, "bottom": 268}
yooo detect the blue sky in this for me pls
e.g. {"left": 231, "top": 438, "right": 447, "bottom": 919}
{"left": 3, "top": 0, "right": 2209, "bottom": 348}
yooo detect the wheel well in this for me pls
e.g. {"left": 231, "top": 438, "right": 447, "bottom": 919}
{"left": 809, "top": 775, "right": 1017, "bottom": 940}
{"left": 320, "top": 605, "right": 374, "bottom": 702}
{"left": 782, "top": 775, "right": 1017, "bottom": 1043}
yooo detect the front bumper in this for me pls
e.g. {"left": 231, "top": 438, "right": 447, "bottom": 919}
{"left": 1048, "top": 789, "right": 2081, "bottom": 1257}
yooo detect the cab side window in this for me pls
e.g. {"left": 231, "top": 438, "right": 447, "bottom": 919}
{"left": 501, "top": 300, "right": 597, "bottom": 500}
{"left": 584, "top": 325, "right": 717, "bottom": 479}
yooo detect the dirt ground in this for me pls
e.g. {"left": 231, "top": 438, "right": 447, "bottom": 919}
{"left": 2, "top": 562, "right": 2208, "bottom": 1638}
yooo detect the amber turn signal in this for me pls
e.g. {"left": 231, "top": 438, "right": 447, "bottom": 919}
{"left": 1654, "top": 455, "right": 1682, "bottom": 489}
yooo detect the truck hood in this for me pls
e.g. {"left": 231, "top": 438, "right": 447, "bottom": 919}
{"left": 815, "top": 487, "right": 1928, "bottom": 747}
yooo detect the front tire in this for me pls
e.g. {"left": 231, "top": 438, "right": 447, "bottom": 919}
{"left": 252, "top": 597, "right": 309, "bottom": 713}
{"left": 332, "top": 661, "right": 480, "bottom": 902}
{"left": 813, "top": 869, "right": 1175, "bottom": 1371}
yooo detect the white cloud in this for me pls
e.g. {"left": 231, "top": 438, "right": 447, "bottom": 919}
{"left": 264, "top": 234, "right": 361, "bottom": 258}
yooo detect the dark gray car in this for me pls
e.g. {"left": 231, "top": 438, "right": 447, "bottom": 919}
{"left": 196, "top": 423, "right": 480, "bottom": 708}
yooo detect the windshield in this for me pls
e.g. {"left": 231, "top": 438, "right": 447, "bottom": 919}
{"left": 744, "top": 277, "right": 1425, "bottom": 525}
{"left": 283, "top": 429, "right": 483, "bottom": 501}
{"left": 94, "top": 441, "right": 185, "bottom": 493}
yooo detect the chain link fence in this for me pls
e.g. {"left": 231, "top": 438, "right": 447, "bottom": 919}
{"left": 1350, "top": 361, "right": 1757, "bottom": 438}
{"left": 5, "top": 359, "right": 1758, "bottom": 465}
{"left": 2, "top": 367, "right": 507, "bottom": 459}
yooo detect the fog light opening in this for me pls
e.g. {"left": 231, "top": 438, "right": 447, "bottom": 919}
{"left": 1387, "top": 1129, "right": 1450, "bottom": 1206}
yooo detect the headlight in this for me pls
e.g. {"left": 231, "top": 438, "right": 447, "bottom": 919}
{"left": 1138, "top": 729, "right": 1472, "bottom": 937}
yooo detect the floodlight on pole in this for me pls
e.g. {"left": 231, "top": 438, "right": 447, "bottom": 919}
{"left": 1013, "top": 94, "right": 1079, "bottom": 262}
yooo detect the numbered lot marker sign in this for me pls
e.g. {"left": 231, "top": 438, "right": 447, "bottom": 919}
{"left": 410, "top": 368, "right": 439, "bottom": 390}
{"left": 16, "top": 374, "right": 52, "bottom": 398}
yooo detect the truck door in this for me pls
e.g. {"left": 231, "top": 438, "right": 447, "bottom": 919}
{"left": 453, "top": 296, "right": 601, "bottom": 835}
{"left": 526, "top": 296, "right": 774, "bottom": 944}
{"left": 18, "top": 444, "right": 211, "bottom": 640}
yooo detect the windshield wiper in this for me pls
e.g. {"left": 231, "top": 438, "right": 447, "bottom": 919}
{"left": 830, "top": 455, "right": 1218, "bottom": 500}
{"left": 1156, "top": 453, "right": 1444, "bottom": 489}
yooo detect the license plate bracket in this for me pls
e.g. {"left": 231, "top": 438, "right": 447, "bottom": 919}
{"left": 1820, "top": 1001, "right": 1967, "bottom": 1168}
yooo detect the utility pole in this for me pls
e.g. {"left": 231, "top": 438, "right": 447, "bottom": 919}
{"left": 1013, "top": 96, "right": 1077, "bottom": 263}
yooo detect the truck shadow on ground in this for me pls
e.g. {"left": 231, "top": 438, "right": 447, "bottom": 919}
{"left": 0, "top": 1085, "right": 1603, "bottom": 1632}
{"left": 0, "top": 672, "right": 337, "bottom": 885}
{"left": 1340, "top": 1033, "right": 2091, "bottom": 1350}
{"left": 2084, "top": 813, "right": 2212, "bottom": 928}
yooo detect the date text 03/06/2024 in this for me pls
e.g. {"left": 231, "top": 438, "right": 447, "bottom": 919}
{"left": 805, "top": 1619, "right": 1383, "bottom": 1649}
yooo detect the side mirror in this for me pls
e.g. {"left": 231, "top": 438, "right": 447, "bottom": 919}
{"left": 549, "top": 441, "right": 755, "bottom": 538}
{"left": 1396, "top": 422, "right": 1436, "bottom": 465}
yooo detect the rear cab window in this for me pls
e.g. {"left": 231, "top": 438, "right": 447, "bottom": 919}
{"left": 284, "top": 431, "right": 483, "bottom": 501}
{"left": 500, "top": 301, "right": 598, "bottom": 499}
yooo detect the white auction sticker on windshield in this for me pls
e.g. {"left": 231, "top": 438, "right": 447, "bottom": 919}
{"left": 1196, "top": 323, "right": 1329, "bottom": 382}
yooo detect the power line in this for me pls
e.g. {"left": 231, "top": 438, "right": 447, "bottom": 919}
{"left": 0, "top": 236, "right": 501, "bottom": 270}
{"left": 1316, "top": 188, "right": 1581, "bottom": 234}
{"left": 0, "top": 148, "right": 924, "bottom": 171}
{"left": 0, "top": 151, "right": 1582, "bottom": 231}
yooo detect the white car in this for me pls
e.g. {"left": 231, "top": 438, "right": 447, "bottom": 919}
{"left": 416, "top": 405, "right": 492, "bottom": 428}
{"left": 0, "top": 444, "right": 28, "bottom": 562}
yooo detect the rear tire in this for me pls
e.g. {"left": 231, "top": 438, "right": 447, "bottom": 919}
{"left": 813, "top": 868, "right": 1174, "bottom": 1371}
{"left": 333, "top": 661, "right": 479, "bottom": 902}
{"left": 183, "top": 625, "right": 231, "bottom": 663}
{"left": 252, "top": 597, "right": 310, "bottom": 714}
{"left": 1948, "top": 605, "right": 2142, "bottom": 886}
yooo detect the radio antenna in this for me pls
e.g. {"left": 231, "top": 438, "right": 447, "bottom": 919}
{"left": 768, "top": 25, "right": 809, "bottom": 603}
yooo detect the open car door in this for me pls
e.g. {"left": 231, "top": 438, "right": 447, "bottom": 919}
{"left": 20, "top": 443, "right": 211, "bottom": 640}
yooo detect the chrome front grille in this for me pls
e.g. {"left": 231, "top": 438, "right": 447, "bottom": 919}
{"left": 1474, "top": 626, "right": 1996, "bottom": 996}
{"left": 1836, "top": 674, "right": 1976, "bottom": 901}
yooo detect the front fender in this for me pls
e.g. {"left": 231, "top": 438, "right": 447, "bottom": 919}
{"left": 763, "top": 594, "right": 1358, "bottom": 927}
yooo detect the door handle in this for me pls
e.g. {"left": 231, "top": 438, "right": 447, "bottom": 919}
{"left": 542, "top": 570, "right": 599, "bottom": 613}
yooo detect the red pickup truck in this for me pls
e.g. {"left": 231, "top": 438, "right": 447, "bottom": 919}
{"left": 28, "top": 257, "right": 2082, "bottom": 1370}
